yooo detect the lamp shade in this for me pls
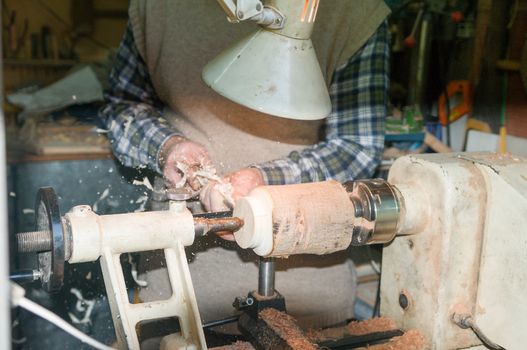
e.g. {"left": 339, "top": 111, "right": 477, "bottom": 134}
{"left": 202, "top": 29, "right": 331, "bottom": 120}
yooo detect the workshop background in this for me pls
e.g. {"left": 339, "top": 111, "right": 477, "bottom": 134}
{"left": 2, "top": 0, "right": 527, "bottom": 349}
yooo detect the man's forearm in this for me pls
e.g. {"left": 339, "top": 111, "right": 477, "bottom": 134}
{"left": 255, "top": 135, "right": 384, "bottom": 185}
{"left": 99, "top": 102, "right": 181, "bottom": 173}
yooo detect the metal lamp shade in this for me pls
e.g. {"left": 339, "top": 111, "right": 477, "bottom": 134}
{"left": 202, "top": 28, "right": 331, "bottom": 120}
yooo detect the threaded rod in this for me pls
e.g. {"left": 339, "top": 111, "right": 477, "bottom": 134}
{"left": 17, "top": 230, "right": 52, "bottom": 253}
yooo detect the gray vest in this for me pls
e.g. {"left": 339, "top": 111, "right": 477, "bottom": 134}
{"left": 129, "top": 0, "right": 390, "bottom": 175}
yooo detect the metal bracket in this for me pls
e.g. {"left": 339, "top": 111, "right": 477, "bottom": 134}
{"left": 100, "top": 244, "right": 205, "bottom": 349}
{"left": 214, "top": 0, "right": 284, "bottom": 29}
{"left": 236, "top": 0, "right": 263, "bottom": 21}
{"left": 216, "top": 0, "right": 262, "bottom": 22}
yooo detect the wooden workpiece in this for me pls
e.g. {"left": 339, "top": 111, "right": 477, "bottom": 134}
{"left": 266, "top": 181, "right": 354, "bottom": 257}
{"left": 235, "top": 181, "right": 355, "bottom": 257}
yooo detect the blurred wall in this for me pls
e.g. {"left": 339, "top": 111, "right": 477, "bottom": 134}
{"left": 3, "top": 0, "right": 128, "bottom": 61}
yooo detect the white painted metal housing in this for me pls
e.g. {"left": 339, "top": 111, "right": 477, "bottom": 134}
{"left": 382, "top": 153, "right": 527, "bottom": 350}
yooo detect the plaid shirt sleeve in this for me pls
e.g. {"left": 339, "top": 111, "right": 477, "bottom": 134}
{"left": 254, "top": 21, "right": 390, "bottom": 185}
{"left": 98, "top": 22, "right": 182, "bottom": 173}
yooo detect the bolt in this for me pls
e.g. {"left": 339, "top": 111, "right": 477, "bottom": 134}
{"left": 233, "top": 296, "right": 254, "bottom": 310}
{"left": 166, "top": 188, "right": 192, "bottom": 201}
{"left": 33, "top": 270, "right": 43, "bottom": 281}
{"left": 237, "top": 10, "right": 244, "bottom": 19}
{"left": 17, "top": 230, "right": 52, "bottom": 253}
{"left": 452, "top": 313, "right": 472, "bottom": 329}
{"left": 71, "top": 205, "right": 91, "bottom": 216}
{"left": 399, "top": 291, "right": 411, "bottom": 310}
{"left": 256, "top": 4, "right": 262, "bottom": 11}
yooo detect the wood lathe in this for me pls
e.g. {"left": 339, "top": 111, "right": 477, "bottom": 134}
{"left": 11, "top": 152, "right": 527, "bottom": 349}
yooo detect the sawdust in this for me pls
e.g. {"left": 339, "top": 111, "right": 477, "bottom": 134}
{"left": 347, "top": 317, "right": 397, "bottom": 336}
{"left": 259, "top": 308, "right": 318, "bottom": 350}
{"left": 367, "top": 329, "right": 426, "bottom": 350}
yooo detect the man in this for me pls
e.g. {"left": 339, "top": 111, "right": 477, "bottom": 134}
{"left": 99, "top": 0, "right": 390, "bottom": 329}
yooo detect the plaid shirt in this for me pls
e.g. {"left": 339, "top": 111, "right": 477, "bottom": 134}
{"left": 99, "top": 21, "right": 389, "bottom": 183}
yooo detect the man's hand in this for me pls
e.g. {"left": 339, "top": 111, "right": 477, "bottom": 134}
{"left": 200, "top": 167, "right": 265, "bottom": 240}
{"left": 225, "top": 167, "right": 265, "bottom": 202}
{"left": 201, "top": 167, "right": 265, "bottom": 211}
{"left": 159, "top": 136, "right": 212, "bottom": 191}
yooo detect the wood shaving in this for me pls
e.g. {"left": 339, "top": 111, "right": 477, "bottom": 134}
{"left": 132, "top": 177, "right": 154, "bottom": 191}
{"left": 92, "top": 188, "right": 110, "bottom": 212}
{"left": 134, "top": 195, "right": 148, "bottom": 212}
{"left": 175, "top": 161, "right": 190, "bottom": 189}
{"left": 194, "top": 165, "right": 222, "bottom": 183}
{"left": 128, "top": 253, "right": 148, "bottom": 287}
{"left": 193, "top": 164, "right": 234, "bottom": 207}
{"left": 123, "top": 115, "right": 133, "bottom": 137}
{"left": 68, "top": 288, "right": 95, "bottom": 325}
{"left": 213, "top": 181, "right": 234, "bottom": 208}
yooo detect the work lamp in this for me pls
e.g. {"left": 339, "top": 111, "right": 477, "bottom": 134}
{"left": 202, "top": 0, "right": 331, "bottom": 120}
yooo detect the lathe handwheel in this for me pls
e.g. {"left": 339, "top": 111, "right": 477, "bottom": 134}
{"left": 35, "top": 187, "right": 65, "bottom": 292}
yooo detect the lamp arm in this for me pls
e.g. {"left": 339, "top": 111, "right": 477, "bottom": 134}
{"left": 215, "top": 0, "right": 285, "bottom": 28}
